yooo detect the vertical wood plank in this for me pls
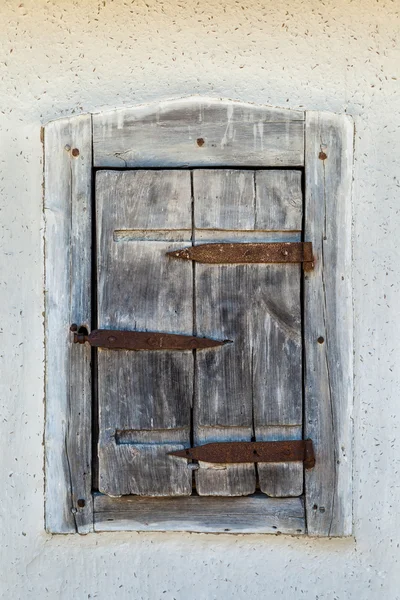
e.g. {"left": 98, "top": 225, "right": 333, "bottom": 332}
{"left": 254, "top": 170, "right": 303, "bottom": 496}
{"left": 44, "top": 115, "right": 93, "bottom": 533}
{"left": 252, "top": 265, "right": 303, "bottom": 498}
{"left": 304, "top": 111, "right": 354, "bottom": 536}
{"left": 194, "top": 169, "right": 256, "bottom": 230}
{"left": 96, "top": 171, "right": 193, "bottom": 497}
{"left": 194, "top": 170, "right": 256, "bottom": 496}
{"left": 255, "top": 170, "right": 303, "bottom": 230}
{"left": 193, "top": 262, "right": 257, "bottom": 496}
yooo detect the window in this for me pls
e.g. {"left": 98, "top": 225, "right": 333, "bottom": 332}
{"left": 44, "top": 98, "right": 353, "bottom": 536}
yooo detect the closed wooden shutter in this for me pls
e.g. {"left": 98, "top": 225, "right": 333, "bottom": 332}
{"left": 96, "top": 168, "right": 303, "bottom": 498}
{"left": 45, "top": 100, "right": 353, "bottom": 536}
{"left": 97, "top": 170, "right": 194, "bottom": 496}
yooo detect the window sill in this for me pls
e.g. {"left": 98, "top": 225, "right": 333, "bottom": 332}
{"left": 93, "top": 492, "right": 305, "bottom": 535}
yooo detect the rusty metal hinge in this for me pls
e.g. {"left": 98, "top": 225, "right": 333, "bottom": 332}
{"left": 167, "top": 241, "right": 314, "bottom": 271}
{"left": 70, "top": 326, "right": 230, "bottom": 351}
{"left": 169, "top": 439, "right": 316, "bottom": 469}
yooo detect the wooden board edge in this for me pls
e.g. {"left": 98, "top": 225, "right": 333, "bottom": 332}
{"left": 93, "top": 494, "right": 306, "bottom": 535}
{"left": 304, "top": 111, "right": 354, "bottom": 537}
{"left": 92, "top": 97, "right": 305, "bottom": 168}
{"left": 44, "top": 114, "right": 93, "bottom": 534}
{"left": 91, "top": 95, "right": 306, "bottom": 121}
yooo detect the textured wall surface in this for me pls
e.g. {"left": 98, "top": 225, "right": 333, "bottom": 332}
{"left": 1, "top": 0, "right": 399, "bottom": 598}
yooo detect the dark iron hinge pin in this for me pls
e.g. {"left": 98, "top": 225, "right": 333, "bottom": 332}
{"left": 169, "top": 439, "right": 316, "bottom": 469}
{"left": 70, "top": 326, "right": 230, "bottom": 351}
{"left": 167, "top": 241, "right": 314, "bottom": 271}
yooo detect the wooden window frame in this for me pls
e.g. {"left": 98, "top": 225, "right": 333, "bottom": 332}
{"left": 44, "top": 97, "right": 354, "bottom": 536}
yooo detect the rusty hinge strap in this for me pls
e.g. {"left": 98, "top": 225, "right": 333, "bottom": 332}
{"left": 167, "top": 241, "right": 314, "bottom": 270}
{"left": 169, "top": 440, "right": 316, "bottom": 469}
{"left": 70, "top": 327, "right": 230, "bottom": 351}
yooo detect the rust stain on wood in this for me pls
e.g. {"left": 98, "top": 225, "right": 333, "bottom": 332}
{"left": 168, "top": 242, "right": 314, "bottom": 269}
{"left": 169, "top": 440, "right": 316, "bottom": 469}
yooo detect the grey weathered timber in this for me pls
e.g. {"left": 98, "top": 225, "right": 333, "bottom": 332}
{"left": 304, "top": 112, "right": 354, "bottom": 536}
{"left": 255, "top": 170, "right": 303, "bottom": 230}
{"left": 194, "top": 169, "right": 257, "bottom": 230}
{"left": 94, "top": 494, "right": 306, "bottom": 534}
{"left": 251, "top": 261, "right": 303, "bottom": 497}
{"left": 193, "top": 171, "right": 256, "bottom": 496}
{"left": 255, "top": 426, "right": 303, "bottom": 497}
{"left": 193, "top": 170, "right": 303, "bottom": 497}
{"left": 195, "top": 230, "right": 301, "bottom": 243}
{"left": 114, "top": 229, "right": 192, "bottom": 243}
{"left": 44, "top": 115, "right": 93, "bottom": 533}
{"left": 96, "top": 170, "right": 193, "bottom": 496}
{"left": 93, "top": 97, "right": 305, "bottom": 168}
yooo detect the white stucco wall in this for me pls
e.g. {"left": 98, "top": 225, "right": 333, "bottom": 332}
{"left": 1, "top": 0, "right": 399, "bottom": 597}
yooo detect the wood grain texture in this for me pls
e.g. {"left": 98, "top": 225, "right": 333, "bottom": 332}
{"left": 196, "top": 230, "right": 301, "bottom": 243}
{"left": 256, "top": 426, "right": 303, "bottom": 497}
{"left": 194, "top": 170, "right": 256, "bottom": 230}
{"left": 93, "top": 97, "right": 305, "bottom": 168}
{"left": 304, "top": 111, "right": 354, "bottom": 536}
{"left": 193, "top": 171, "right": 256, "bottom": 495}
{"left": 94, "top": 494, "right": 305, "bottom": 534}
{"left": 96, "top": 171, "right": 193, "bottom": 496}
{"left": 193, "top": 170, "right": 303, "bottom": 497}
{"left": 255, "top": 170, "right": 303, "bottom": 230}
{"left": 44, "top": 115, "right": 93, "bottom": 533}
{"left": 252, "top": 269, "right": 303, "bottom": 498}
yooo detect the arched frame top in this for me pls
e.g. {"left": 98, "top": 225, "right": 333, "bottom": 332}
{"left": 44, "top": 97, "right": 353, "bottom": 537}
{"left": 92, "top": 96, "right": 305, "bottom": 168}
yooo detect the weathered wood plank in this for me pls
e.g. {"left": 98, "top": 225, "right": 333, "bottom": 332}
{"left": 194, "top": 170, "right": 256, "bottom": 230}
{"left": 93, "top": 97, "right": 305, "bottom": 168}
{"left": 250, "top": 263, "right": 303, "bottom": 497}
{"left": 253, "top": 171, "right": 303, "bottom": 497}
{"left": 193, "top": 171, "right": 256, "bottom": 496}
{"left": 114, "top": 229, "right": 192, "bottom": 242}
{"left": 304, "top": 111, "right": 354, "bottom": 536}
{"left": 255, "top": 170, "right": 303, "bottom": 230}
{"left": 193, "top": 170, "right": 303, "bottom": 497}
{"left": 255, "top": 427, "right": 303, "bottom": 497}
{"left": 196, "top": 230, "right": 301, "bottom": 243}
{"left": 96, "top": 170, "right": 193, "bottom": 496}
{"left": 94, "top": 494, "right": 306, "bottom": 534}
{"left": 44, "top": 115, "right": 93, "bottom": 533}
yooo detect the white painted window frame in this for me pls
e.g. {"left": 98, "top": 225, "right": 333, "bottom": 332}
{"left": 44, "top": 97, "right": 353, "bottom": 536}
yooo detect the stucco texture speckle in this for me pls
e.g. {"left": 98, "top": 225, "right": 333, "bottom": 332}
{"left": 1, "top": 0, "right": 399, "bottom": 598}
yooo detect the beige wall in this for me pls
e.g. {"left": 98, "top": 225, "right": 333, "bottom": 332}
{"left": 1, "top": 0, "right": 399, "bottom": 597}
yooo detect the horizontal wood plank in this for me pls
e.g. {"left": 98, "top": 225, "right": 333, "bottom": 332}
{"left": 94, "top": 494, "right": 305, "bottom": 534}
{"left": 93, "top": 97, "right": 304, "bottom": 168}
{"left": 193, "top": 170, "right": 257, "bottom": 495}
